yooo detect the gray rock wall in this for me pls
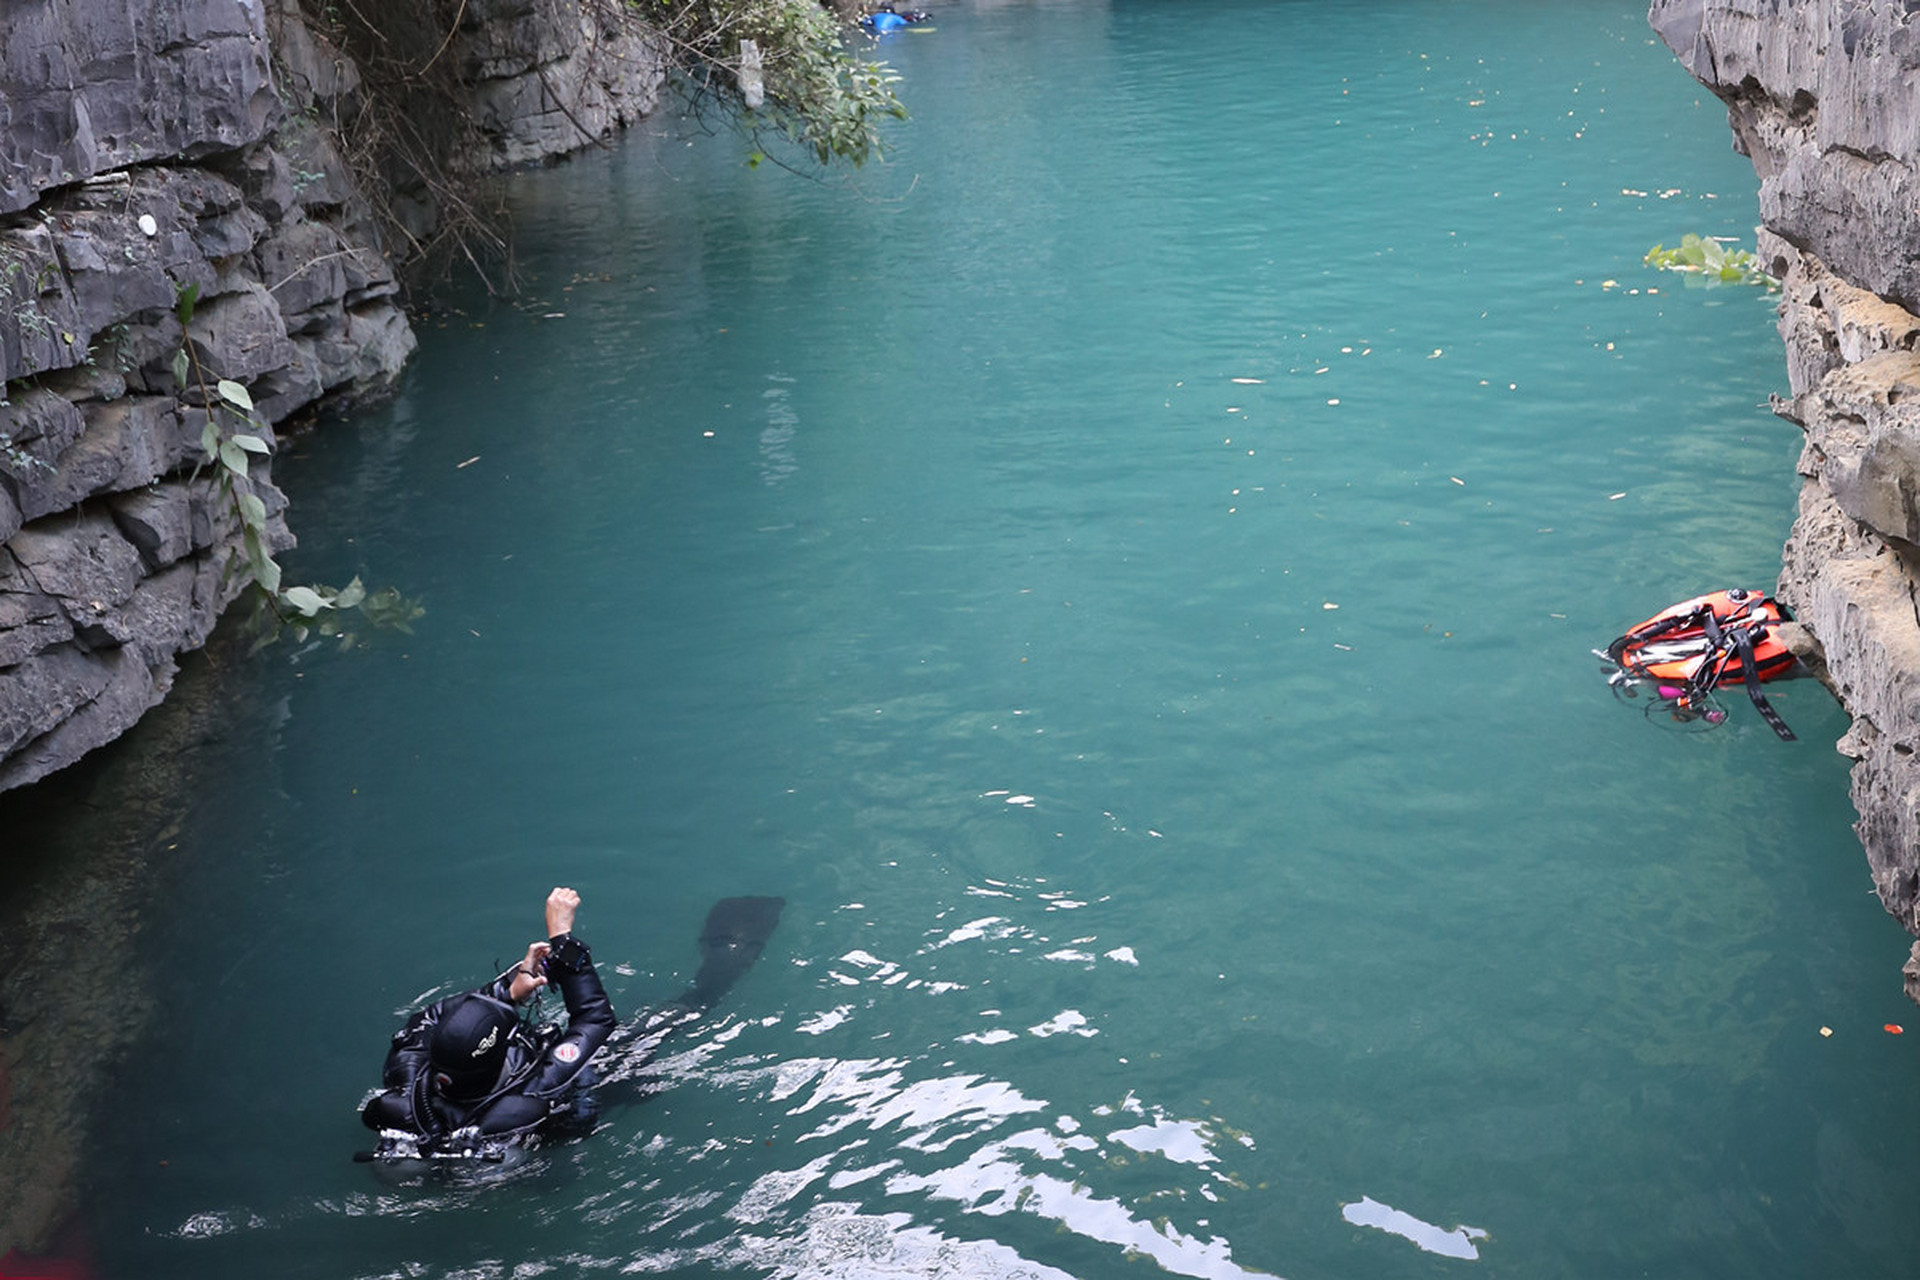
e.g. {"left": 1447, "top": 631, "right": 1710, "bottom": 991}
{"left": 453, "top": 0, "right": 666, "bottom": 169}
{"left": 0, "top": 0, "right": 277, "bottom": 216}
{"left": 0, "top": 0, "right": 413, "bottom": 792}
{"left": 1649, "top": 0, "right": 1920, "bottom": 1000}
{"left": 0, "top": 0, "right": 666, "bottom": 794}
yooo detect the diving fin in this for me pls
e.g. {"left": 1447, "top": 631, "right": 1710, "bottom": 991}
{"left": 595, "top": 898, "right": 783, "bottom": 1090}
{"left": 596, "top": 895, "right": 785, "bottom": 1088}
{"left": 683, "top": 895, "right": 786, "bottom": 1009}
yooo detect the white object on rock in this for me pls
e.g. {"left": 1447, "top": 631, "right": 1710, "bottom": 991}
{"left": 738, "top": 39, "right": 765, "bottom": 110}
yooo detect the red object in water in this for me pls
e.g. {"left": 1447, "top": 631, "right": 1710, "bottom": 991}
{"left": 1886, "top": 1024, "right": 1905, "bottom": 1035}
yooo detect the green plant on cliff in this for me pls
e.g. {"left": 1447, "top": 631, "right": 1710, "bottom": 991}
{"left": 172, "top": 284, "right": 285, "bottom": 599}
{"left": 0, "top": 382, "right": 58, "bottom": 479}
{"left": 1, "top": 378, "right": 47, "bottom": 478}
{"left": 171, "top": 284, "right": 417, "bottom": 643}
{"left": 1644, "top": 234, "right": 1779, "bottom": 289}
{"left": 0, "top": 428, "right": 45, "bottom": 478}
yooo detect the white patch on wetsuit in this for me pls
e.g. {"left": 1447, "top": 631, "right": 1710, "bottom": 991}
{"left": 555, "top": 1042, "right": 581, "bottom": 1064}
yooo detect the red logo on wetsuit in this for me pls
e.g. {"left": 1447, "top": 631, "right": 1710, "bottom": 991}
{"left": 555, "top": 1042, "right": 581, "bottom": 1064}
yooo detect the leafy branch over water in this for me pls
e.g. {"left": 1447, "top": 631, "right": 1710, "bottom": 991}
{"left": 238, "top": 578, "right": 426, "bottom": 656}
{"left": 1644, "top": 234, "right": 1779, "bottom": 289}
{"left": 639, "top": 0, "right": 908, "bottom": 167}
{"left": 304, "top": 0, "right": 907, "bottom": 289}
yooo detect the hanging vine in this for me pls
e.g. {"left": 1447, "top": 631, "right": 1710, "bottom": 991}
{"left": 172, "top": 284, "right": 418, "bottom": 649}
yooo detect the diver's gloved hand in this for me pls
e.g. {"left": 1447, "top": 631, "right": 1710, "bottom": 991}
{"left": 546, "top": 886, "right": 581, "bottom": 939}
{"left": 540, "top": 885, "right": 596, "bottom": 976}
{"left": 506, "top": 940, "right": 552, "bottom": 1003}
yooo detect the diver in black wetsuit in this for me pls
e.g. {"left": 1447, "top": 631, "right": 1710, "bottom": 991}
{"left": 360, "top": 886, "right": 617, "bottom": 1158}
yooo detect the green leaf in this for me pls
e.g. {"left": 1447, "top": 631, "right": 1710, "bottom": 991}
{"left": 335, "top": 576, "right": 367, "bottom": 610}
{"left": 172, "top": 348, "right": 190, "bottom": 389}
{"left": 200, "top": 419, "right": 220, "bottom": 462}
{"left": 242, "top": 526, "right": 270, "bottom": 584}
{"left": 216, "top": 380, "right": 254, "bottom": 412}
{"left": 219, "top": 439, "right": 250, "bottom": 477}
{"left": 174, "top": 283, "right": 199, "bottom": 325}
{"left": 238, "top": 490, "right": 268, "bottom": 527}
{"left": 230, "top": 433, "right": 271, "bottom": 454}
{"left": 283, "top": 585, "right": 330, "bottom": 616}
{"left": 252, "top": 550, "right": 282, "bottom": 596}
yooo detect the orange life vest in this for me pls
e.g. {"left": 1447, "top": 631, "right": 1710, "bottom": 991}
{"left": 1604, "top": 589, "right": 1794, "bottom": 688}
{"left": 1599, "top": 588, "right": 1797, "bottom": 739}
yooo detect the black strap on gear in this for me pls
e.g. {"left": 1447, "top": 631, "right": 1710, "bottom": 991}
{"left": 1700, "top": 608, "right": 1725, "bottom": 650}
{"left": 1729, "top": 627, "right": 1796, "bottom": 741}
{"left": 1687, "top": 624, "right": 1736, "bottom": 702}
{"left": 407, "top": 1070, "right": 446, "bottom": 1139}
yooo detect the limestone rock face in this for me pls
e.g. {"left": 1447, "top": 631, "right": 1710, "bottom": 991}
{"left": 0, "top": 0, "right": 277, "bottom": 215}
{"left": 1650, "top": 0, "right": 1920, "bottom": 999}
{"left": 451, "top": 0, "right": 667, "bottom": 169}
{"left": 1653, "top": 0, "right": 1920, "bottom": 314}
{"left": 0, "top": 0, "right": 414, "bottom": 794}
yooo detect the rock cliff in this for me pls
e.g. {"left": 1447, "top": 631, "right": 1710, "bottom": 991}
{"left": 0, "top": 0, "right": 664, "bottom": 794}
{"left": 0, "top": 0, "right": 409, "bottom": 792}
{"left": 453, "top": 0, "right": 665, "bottom": 169}
{"left": 1650, "top": 0, "right": 1920, "bottom": 1000}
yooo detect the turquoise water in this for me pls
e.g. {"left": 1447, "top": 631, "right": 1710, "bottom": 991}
{"left": 28, "top": 1, "right": 1920, "bottom": 1276}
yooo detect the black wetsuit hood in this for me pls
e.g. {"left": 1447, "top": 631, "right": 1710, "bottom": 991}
{"left": 429, "top": 993, "right": 518, "bottom": 1099}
